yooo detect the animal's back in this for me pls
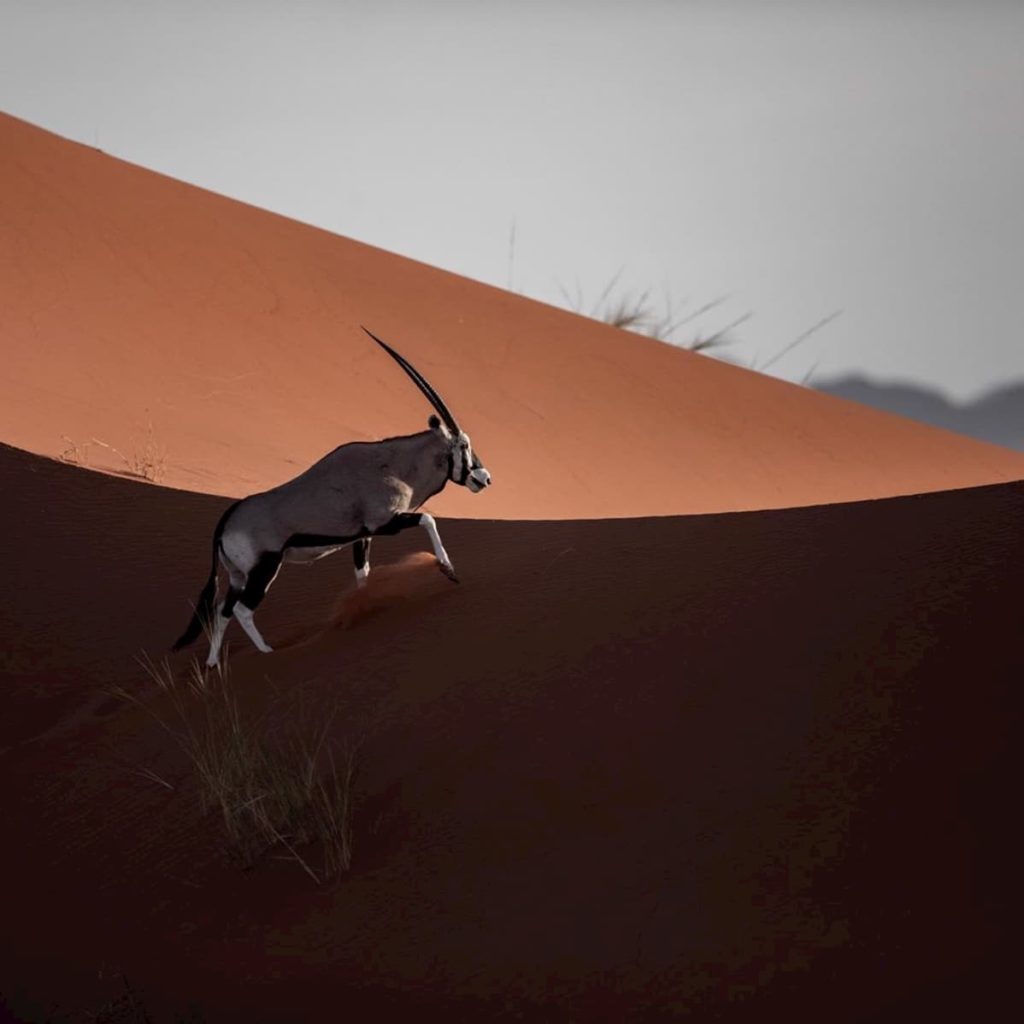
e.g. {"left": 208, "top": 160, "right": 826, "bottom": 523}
{"left": 225, "top": 443, "right": 366, "bottom": 548}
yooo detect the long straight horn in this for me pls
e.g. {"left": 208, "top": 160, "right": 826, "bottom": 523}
{"left": 361, "top": 326, "right": 461, "bottom": 433}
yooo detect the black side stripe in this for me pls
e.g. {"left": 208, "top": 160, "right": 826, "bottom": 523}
{"left": 285, "top": 515, "right": 428, "bottom": 549}
{"left": 284, "top": 530, "right": 369, "bottom": 549}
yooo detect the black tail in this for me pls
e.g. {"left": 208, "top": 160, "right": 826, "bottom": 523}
{"left": 171, "top": 502, "right": 239, "bottom": 651}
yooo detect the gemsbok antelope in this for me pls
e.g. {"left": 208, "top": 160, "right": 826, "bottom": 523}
{"left": 172, "top": 327, "right": 491, "bottom": 666}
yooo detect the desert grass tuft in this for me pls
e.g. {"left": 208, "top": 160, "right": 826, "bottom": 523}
{"left": 90, "top": 416, "right": 166, "bottom": 483}
{"left": 557, "top": 273, "right": 743, "bottom": 353}
{"left": 60, "top": 414, "right": 166, "bottom": 483}
{"left": 114, "top": 654, "right": 357, "bottom": 884}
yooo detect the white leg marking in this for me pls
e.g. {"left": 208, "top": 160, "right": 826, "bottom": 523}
{"left": 206, "top": 604, "right": 231, "bottom": 667}
{"left": 355, "top": 564, "right": 370, "bottom": 588}
{"left": 419, "top": 513, "right": 458, "bottom": 581}
{"left": 234, "top": 604, "right": 273, "bottom": 654}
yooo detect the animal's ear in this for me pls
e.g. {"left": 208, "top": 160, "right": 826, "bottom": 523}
{"left": 429, "top": 414, "right": 453, "bottom": 440}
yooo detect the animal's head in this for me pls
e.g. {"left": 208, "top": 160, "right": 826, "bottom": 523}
{"left": 426, "top": 415, "right": 491, "bottom": 492}
{"left": 363, "top": 326, "right": 492, "bottom": 495}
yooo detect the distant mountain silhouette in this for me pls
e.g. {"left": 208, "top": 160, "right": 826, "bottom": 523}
{"left": 815, "top": 377, "right": 1024, "bottom": 452}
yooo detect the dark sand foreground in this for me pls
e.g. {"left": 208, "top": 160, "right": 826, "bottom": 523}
{"left": 1, "top": 443, "right": 1021, "bottom": 1021}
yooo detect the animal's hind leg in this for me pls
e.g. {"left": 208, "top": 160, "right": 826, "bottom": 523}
{"left": 206, "top": 603, "right": 230, "bottom": 668}
{"left": 234, "top": 606, "right": 272, "bottom": 654}
{"left": 206, "top": 566, "right": 244, "bottom": 668}
{"left": 234, "top": 551, "right": 282, "bottom": 654}
{"left": 353, "top": 538, "right": 372, "bottom": 588}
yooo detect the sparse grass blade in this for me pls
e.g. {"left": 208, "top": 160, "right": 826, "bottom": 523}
{"left": 561, "top": 273, "right": 749, "bottom": 352}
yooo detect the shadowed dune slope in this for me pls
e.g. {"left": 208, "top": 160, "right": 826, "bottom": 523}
{"left": 3, "top": 112, "right": 1024, "bottom": 518}
{"left": 1, "top": 444, "right": 1021, "bottom": 1021}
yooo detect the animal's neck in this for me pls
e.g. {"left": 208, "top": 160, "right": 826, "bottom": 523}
{"left": 390, "top": 430, "right": 452, "bottom": 508}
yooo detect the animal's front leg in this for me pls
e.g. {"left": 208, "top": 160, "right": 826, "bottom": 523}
{"left": 374, "top": 512, "right": 459, "bottom": 583}
{"left": 418, "top": 513, "right": 458, "bottom": 582}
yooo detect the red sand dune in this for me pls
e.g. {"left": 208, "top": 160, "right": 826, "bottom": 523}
{"left": 3, "top": 111, "right": 1024, "bottom": 519}
{"left": 3, "top": 110, "right": 1023, "bottom": 1022}
{"left": 1, "top": 443, "right": 1021, "bottom": 1021}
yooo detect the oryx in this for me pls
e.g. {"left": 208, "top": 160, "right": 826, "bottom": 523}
{"left": 172, "top": 327, "right": 491, "bottom": 667}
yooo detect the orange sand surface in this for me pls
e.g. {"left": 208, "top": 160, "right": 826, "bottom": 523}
{"left": 2, "top": 111, "right": 1023, "bottom": 518}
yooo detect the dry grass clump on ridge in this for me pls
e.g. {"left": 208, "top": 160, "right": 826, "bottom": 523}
{"left": 114, "top": 655, "right": 357, "bottom": 885}
{"left": 558, "top": 272, "right": 841, "bottom": 378}
{"left": 60, "top": 416, "right": 167, "bottom": 483}
{"left": 559, "top": 271, "right": 747, "bottom": 354}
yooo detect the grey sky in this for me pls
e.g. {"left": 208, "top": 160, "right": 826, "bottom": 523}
{"left": 1, "top": 0, "right": 1021, "bottom": 400}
